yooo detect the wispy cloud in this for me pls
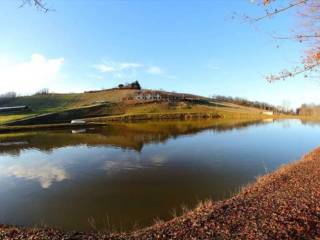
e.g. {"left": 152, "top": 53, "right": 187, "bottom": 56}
{"left": 94, "top": 60, "right": 165, "bottom": 76}
{"left": 94, "top": 61, "right": 143, "bottom": 73}
{"left": 94, "top": 64, "right": 116, "bottom": 73}
{"left": 0, "top": 54, "right": 64, "bottom": 94}
{"left": 207, "top": 64, "right": 220, "bottom": 71}
{"left": 207, "top": 59, "right": 221, "bottom": 71}
{"left": 119, "top": 62, "right": 143, "bottom": 70}
{"left": 147, "top": 66, "right": 164, "bottom": 75}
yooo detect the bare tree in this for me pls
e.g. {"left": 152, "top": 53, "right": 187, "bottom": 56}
{"left": 249, "top": 0, "right": 320, "bottom": 81}
{"left": 0, "top": 92, "right": 17, "bottom": 104}
{"left": 19, "top": 0, "right": 50, "bottom": 12}
{"left": 35, "top": 88, "right": 50, "bottom": 95}
{"left": 281, "top": 100, "right": 291, "bottom": 112}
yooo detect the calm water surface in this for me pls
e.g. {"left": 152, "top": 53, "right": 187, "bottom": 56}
{"left": 0, "top": 119, "right": 319, "bottom": 231}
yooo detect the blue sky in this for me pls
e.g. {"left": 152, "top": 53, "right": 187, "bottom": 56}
{"left": 0, "top": 0, "right": 318, "bottom": 108}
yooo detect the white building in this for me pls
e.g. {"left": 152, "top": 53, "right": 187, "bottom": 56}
{"left": 135, "top": 91, "right": 163, "bottom": 101}
{"left": 262, "top": 111, "right": 274, "bottom": 116}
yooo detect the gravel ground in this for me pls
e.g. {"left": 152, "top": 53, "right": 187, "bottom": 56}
{"left": 1, "top": 148, "right": 320, "bottom": 240}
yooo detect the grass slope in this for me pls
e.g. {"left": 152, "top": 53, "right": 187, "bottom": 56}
{"left": 0, "top": 89, "right": 276, "bottom": 126}
{"left": 0, "top": 89, "right": 138, "bottom": 112}
{"left": 0, "top": 90, "right": 137, "bottom": 124}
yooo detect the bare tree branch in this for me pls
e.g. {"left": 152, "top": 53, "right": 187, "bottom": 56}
{"left": 266, "top": 62, "right": 320, "bottom": 81}
{"left": 19, "top": 0, "right": 51, "bottom": 12}
{"left": 249, "top": 0, "right": 320, "bottom": 81}
{"left": 269, "top": 33, "right": 320, "bottom": 43}
{"left": 247, "top": 0, "right": 307, "bottom": 23}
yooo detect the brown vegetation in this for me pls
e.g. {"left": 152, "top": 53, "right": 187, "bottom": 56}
{"left": 297, "top": 103, "right": 320, "bottom": 116}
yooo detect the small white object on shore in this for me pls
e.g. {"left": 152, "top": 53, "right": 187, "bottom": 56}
{"left": 71, "top": 120, "right": 86, "bottom": 124}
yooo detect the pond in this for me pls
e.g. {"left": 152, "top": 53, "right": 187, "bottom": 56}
{"left": 0, "top": 119, "right": 319, "bottom": 231}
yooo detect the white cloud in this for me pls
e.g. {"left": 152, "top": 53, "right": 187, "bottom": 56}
{"left": 119, "top": 62, "right": 143, "bottom": 70}
{"left": 0, "top": 54, "right": 64, "bottom": 95}
{"left": 207, "top": 58, "right": 221, "bottom": 71}
{"left": 147, "top": 66, "right": 164, "bottom": 75}
{"left": 94, "top": 60, "right": 165, "bottom": 76}
{"left": 94, "top": 61, "right": 143, "bottom": 73}
{"left": 207, "top": 64, "right": 220, "bottom": 71}
{"left": 94, "top": 64, "right": 115, "bottom": 73}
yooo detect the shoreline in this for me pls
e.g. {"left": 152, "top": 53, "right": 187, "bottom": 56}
{"left": 0, "top": 111, "right": 292, "bottom": 133}
{"left": 1, "top": 147, "right": 320, "bottom": 239}
{"left": 0, "top": 123, "right": 106, "bottom": 133}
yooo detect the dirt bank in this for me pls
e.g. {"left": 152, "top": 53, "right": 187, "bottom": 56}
{"left": 1, "top": 148, "right": 320, "bottom": 239}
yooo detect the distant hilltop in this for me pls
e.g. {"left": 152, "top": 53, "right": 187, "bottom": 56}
{"left": 117, "top": 81, "right": 141, "bottom": 90}
{"left": 85, "top": 81, "right": 142, "bottom": 93}
{"left": 84, "top": 80, "right": 206, "bottom": 103}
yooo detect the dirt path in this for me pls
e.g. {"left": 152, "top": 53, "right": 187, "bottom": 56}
{"left": 1, "top": 148, "right": 320, "bottom": 239}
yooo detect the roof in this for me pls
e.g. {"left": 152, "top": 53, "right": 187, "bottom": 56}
{"left": 0, "top": 106, "right": 27, "bottom": 111}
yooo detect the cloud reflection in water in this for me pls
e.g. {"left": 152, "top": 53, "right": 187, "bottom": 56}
{"left": 0, "top": 158, "right": 68, "bottom": 189}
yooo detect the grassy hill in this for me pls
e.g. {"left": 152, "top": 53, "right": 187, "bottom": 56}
{"left": 0, "top": 89, "right": 276, "bottom": 126}
{"left": 0, "top": 89, "right": 138, "bottom": 112}
{"left": 0, "top": 89, "right": 138, "bottom": 125}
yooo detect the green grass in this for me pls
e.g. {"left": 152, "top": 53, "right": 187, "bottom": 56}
{"left": 0, "top": 114, "right": 34, "bottom": 125}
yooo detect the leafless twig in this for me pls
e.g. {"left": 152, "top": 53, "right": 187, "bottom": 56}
{"left": 19, "top": 0, "right": 51, "bottom": 12}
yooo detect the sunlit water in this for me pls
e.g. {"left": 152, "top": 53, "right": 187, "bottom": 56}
{"left": 0, "top": 119, "right": 319, "bottom": 231}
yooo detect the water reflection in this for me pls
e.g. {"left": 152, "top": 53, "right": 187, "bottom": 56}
{"left": 0, "top": 119, "right": 264, "bottom": 155}
{"left": 71, "top": 129, "right": 87, "bottom": 134}
{"left": 0, "top": 141, "right": 28, "bottom": 146}
{"left": 300, "top": 119, "right": 320, "bottom": 127}
{"left": 0, "top": 119, "right": 319, "bottom": 231}
{"left": 0, "top": 157, "right": 68, "bottom": 188}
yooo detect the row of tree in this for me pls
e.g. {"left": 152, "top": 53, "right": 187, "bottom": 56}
{"left": 0, "top": 92, "right": 17, "bottom": 104}
{"left": 297, "top": 104, "right": 320, "bottom": 116}
{"left": 212, "top": 95, "right": 294, "bottom": 114}
{"left": 0, "top": 88, "right": 50, "bottom": 104}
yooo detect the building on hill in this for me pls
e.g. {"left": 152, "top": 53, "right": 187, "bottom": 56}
{"left": 127, "top": 90, "right": 206, "bottom": 103}
{"left": 85, "top": 81, "right": 142, "bottom": 94}
{"left": 134, "top": 90, "right": 193, "bottom": 102}
{"left": 135, "top": 91, "right": 164, "bottom": 101}
{"left": 118, "top": 81, "right": 141, "bottom": 90}
{"left": 123, "top": 89, "right": 206, "bottom": 103}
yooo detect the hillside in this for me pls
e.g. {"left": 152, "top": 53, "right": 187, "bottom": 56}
{"left": 0, "top": 88, "right": 277, "bottom": 126}
{"left": 0, "top": 89, "right": 138, "bottom": 125}
{"left": 0, "top": 89, "right": 138, "bottom": 112}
